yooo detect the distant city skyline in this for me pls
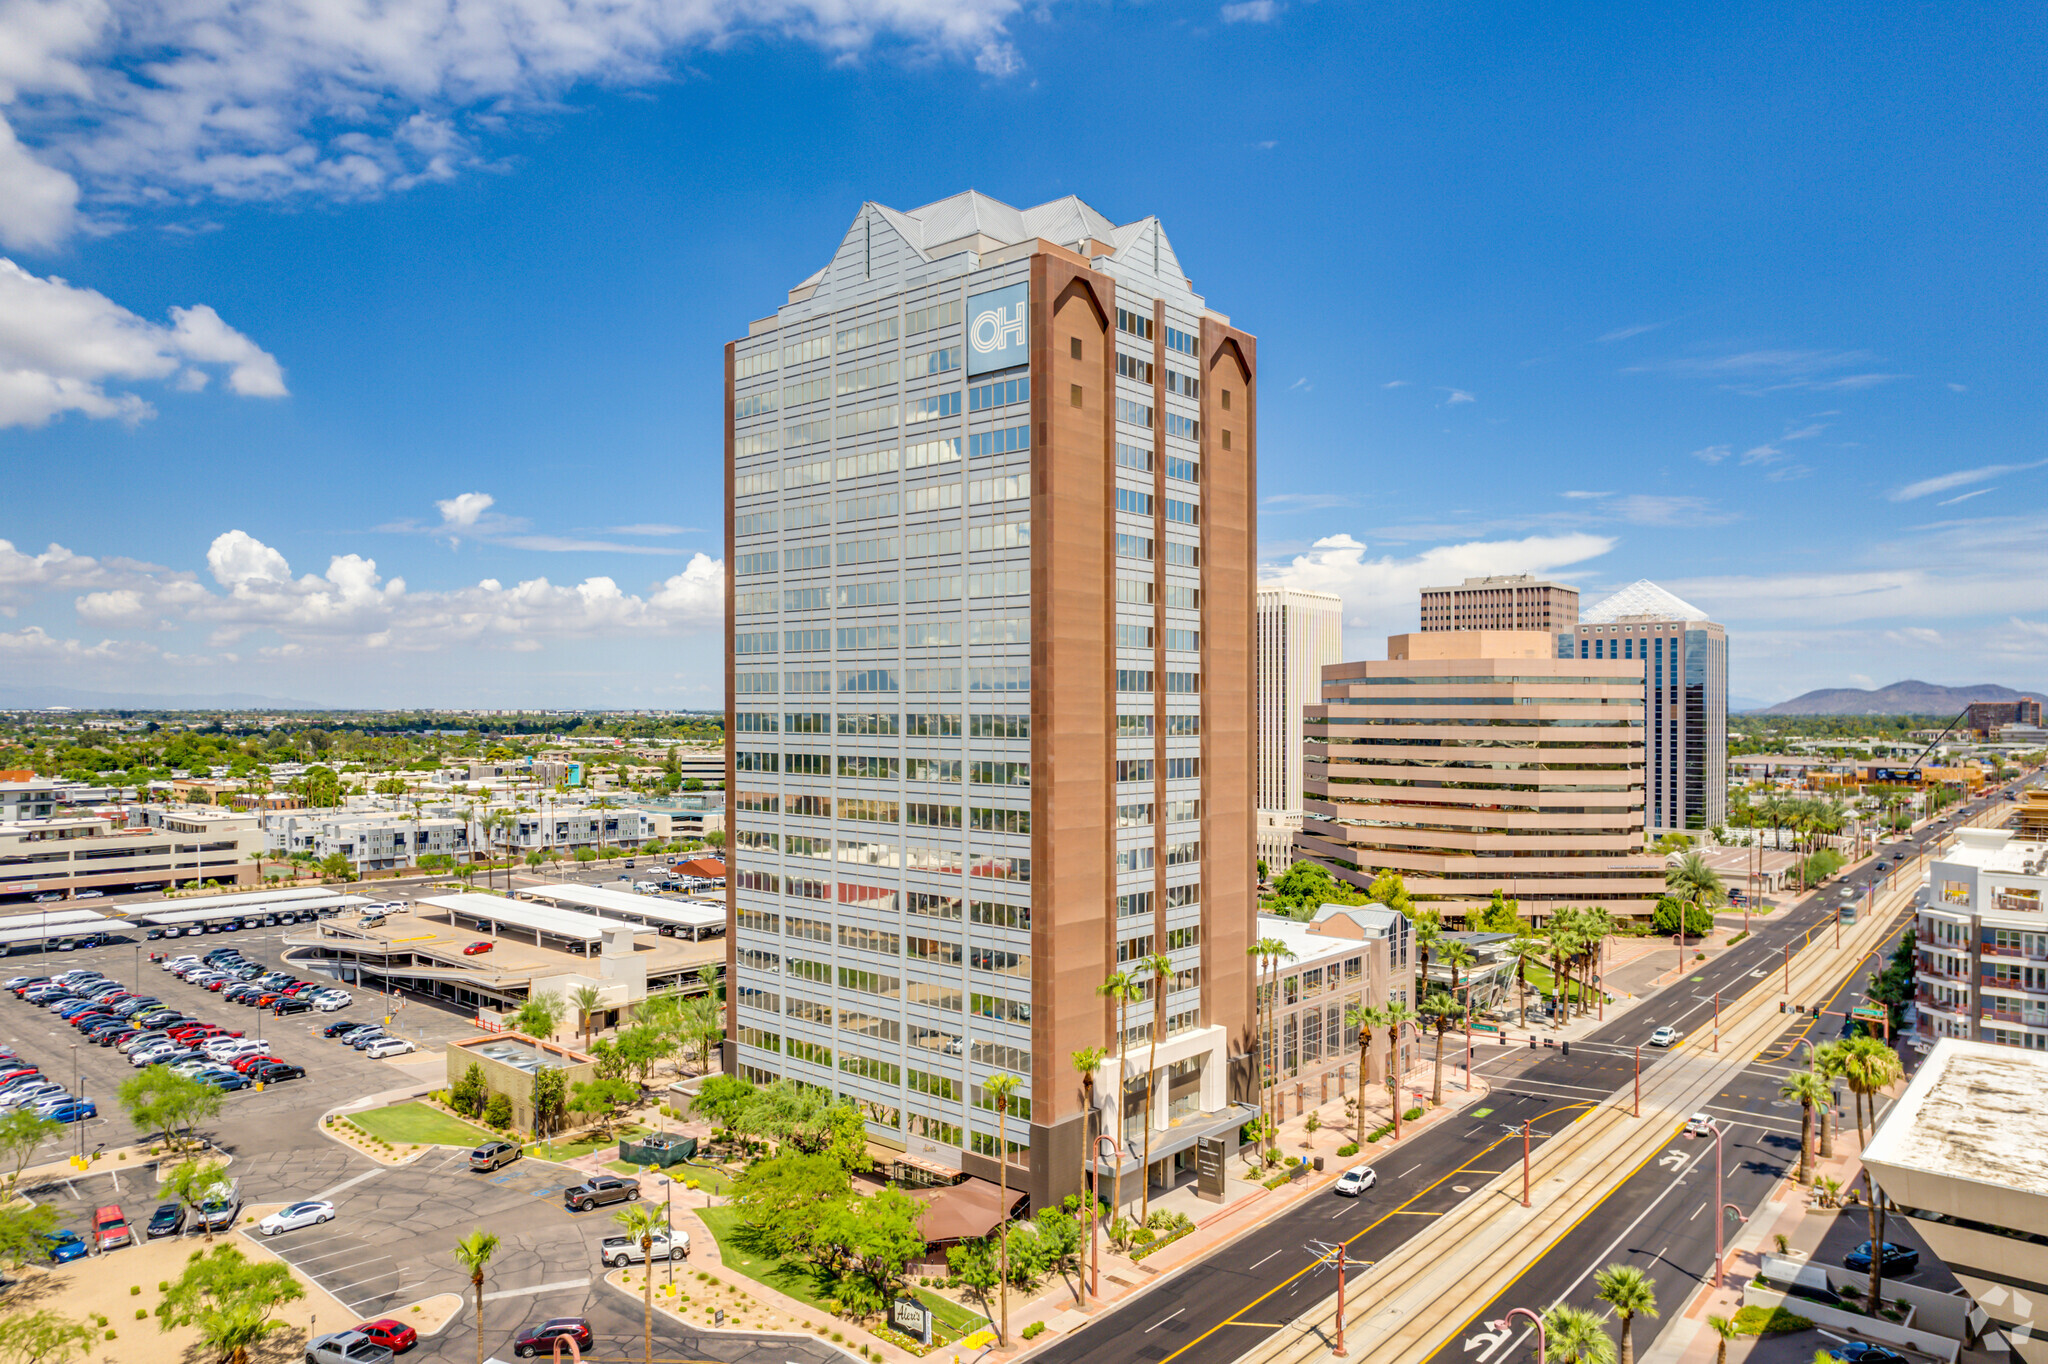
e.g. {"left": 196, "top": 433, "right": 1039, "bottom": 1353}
{"left": 1, "top": 3, "right": 2040, "bottom": 707}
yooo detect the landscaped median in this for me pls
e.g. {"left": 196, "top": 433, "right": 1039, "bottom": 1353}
{"left": 322, "top": 1100, "right": 493, "bottom": 1162}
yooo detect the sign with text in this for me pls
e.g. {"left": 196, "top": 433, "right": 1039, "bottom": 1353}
{"left": 967, "top": 282, "right": 1029, "bottom": 375}
{"left": 1197, "top": 1134, "right": 1227, "bottom": 1201}
{"left": 891, "top": 1296, "right": 932, "bottom": 1345}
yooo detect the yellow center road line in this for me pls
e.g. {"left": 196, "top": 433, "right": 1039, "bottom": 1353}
{"left": 1154, "top": 1101, "right": 1594, "bottom": 1364}
{"left": 1390, "top": 1210, "right": 1445, "bottom": 1216}
{"left": 1227, "top": 1322, "right": 1289, "bottom": 1329}
{"left": 1456, "top": 1169, "right": 1504, "bottom": 1175}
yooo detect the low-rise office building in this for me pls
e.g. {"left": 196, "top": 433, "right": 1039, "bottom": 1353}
{"left": 266, "top": 811, "right": 471, "bottom": 873}
{"left": 1916, "top": 827, "right": 2048, "bottom": 1051}
{"left": 1253, "top": 905, "right": 1415, "bottom": 1105}
{"left": 0, "top": 805, "right": 263, "bottom": 900}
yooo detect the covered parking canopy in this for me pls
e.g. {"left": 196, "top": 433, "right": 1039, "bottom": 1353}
{"left": 127, "top": 893, "right": 369, "bottom": 927}
{"left": 0, "top": 911, "right": 111, "bottom": 946}
{"left": 0, "top": 908, "right": 117, "bottom": 929}
{"left": 515, "top": 884, "right": 725, "bottom": 939}
{"left": 128, "top": 886, "right": 343, "bottom": 912}
{"left": 418, "top": 893, "right": 654, "bottom": 957}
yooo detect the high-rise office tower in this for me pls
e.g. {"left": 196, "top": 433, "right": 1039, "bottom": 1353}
{"left": 1299, "top": 631, "right": 1665, "bottom": 922}
{"left": 1572, "top": 581, "right": 1727, "bottom": 833}
{"left": 1256, "top": 588, "right": 1343, "bottom": 872}
{"left": 1419, "top": 574, "right": 1580, "bottom": 634}
{"left": 724, "top": 192, "right": 1256, "bottom": 1208}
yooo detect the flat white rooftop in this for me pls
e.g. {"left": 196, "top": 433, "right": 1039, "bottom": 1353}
{"left": 418, "top": 893, "right": 653, "bottom": 944}
{"left": 1864, "top": 1038, "right": 2048, "bottom": 1202}
{"left": 516, "top": 883, "right": 724, "bottom": 930}
{"left": 1936, "top": 827, "right": 2048, "bottom": 876}
{"left": 132, "top": 894, "right": 368, "bottom": 926}
{"left": 134, "top": 887, "right": 351, "bottom": 911}
{"left": 0, "top": 908, "right": 112, "bottom": 928}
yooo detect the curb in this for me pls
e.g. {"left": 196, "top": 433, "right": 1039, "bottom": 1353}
{"left": 597, "top": 1262, "right": 865, "bottom": 1363}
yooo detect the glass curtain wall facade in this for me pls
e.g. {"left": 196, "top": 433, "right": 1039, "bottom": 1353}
{"left": 724, "top": 193, "right": 1256, "bottom": 1208}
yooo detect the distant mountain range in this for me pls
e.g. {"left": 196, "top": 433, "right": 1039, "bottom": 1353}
{"left": 0, "top": 685, "right": 328, "bottom": 711}
{"left": 1747, "top": 680, "right": 2046, "bottom": 716}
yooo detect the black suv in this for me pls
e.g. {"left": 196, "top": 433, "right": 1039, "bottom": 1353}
{"left": 563, "top": 1174, "right": 639, "bottom": 1212}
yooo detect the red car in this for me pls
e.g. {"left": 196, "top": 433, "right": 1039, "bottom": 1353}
{"left": 462, "top": 942, "right": 493, "bottom": 956}
{"left": 353, "top": 1319, "right": 417, "bottom": 1354}
{"left": 230, "top": 1055, "right": 283, "bottom": 1074}
{"left": 254, "top": 993, "right": 283, "bottom": 1007}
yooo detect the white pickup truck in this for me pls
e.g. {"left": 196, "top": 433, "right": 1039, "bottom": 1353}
{"left": 599, "top": 1228, "right": 689, "bottom": 1267}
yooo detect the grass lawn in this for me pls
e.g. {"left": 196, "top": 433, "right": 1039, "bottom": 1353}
{"left": 349, "top": 1102, "right": 493, "bottom": 1148}
{"left": 696, "top": 1206, "right": 989, "bottom": 1343}
{"left": 603, "top": 1161, "right": 737, "bottom": 1195}
{"left": 526, "top": 1124, "right": 648, "bottom": 1162}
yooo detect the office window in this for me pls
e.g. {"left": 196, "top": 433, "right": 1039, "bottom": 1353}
{"left": 1070, "top": 336, "right": 1083, "bottom": 359}
{"left": 1116, "top": 398, "right": 1153, "bottom": 428}
{"left": 904, "top": 392, "right": 962, "bottom": 424}
{"left": 967, "top": 425, "right": 1030, "bottom": 458}
{"left": 1165, "top": 325, "right": 1197, "bottom": 357}
{"left": 1117, "top": 487, "right": 1153, "bottom": 516}
{"left": 969, "top": 377, "right": 1030, "bottom": 411}
{"left": 1117, "top": 353, "right": 1154, "bottom": 384}
{"left": 1116, "top": 307, "right": 1154, "bottom": 340}
{"left": 906, "top": 301, "right": 961, "bottom": 335}
{"left": 1116, "top": 533, "right": 1154, "bottom": 561}
{"left": 1117, "top": 441, "right": 1153, "bottom": 472}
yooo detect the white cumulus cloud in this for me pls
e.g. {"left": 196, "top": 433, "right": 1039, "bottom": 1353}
{"left": 436, "top": 492, "right": 497, "bottom": 528}
{"left": 0, "top": 258, "right": 285, "bottom": 428}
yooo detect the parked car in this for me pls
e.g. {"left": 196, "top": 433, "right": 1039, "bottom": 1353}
{"left": 40, "top": 1230, "right": 88, "bottom": 1264}
{"left": 1684, "top": 1113, "right": 1714, "bottom": 1137}
{"left": 249, "top": 1061, "right": 305, "bottom": 1083}
{"left": 146, "top": 1201, "right": 185, "bottom": 1238}
{"left": 1844, "top": 1240, "right": 1919, "bottom": 1274}
{"left": 324, "top": 1020, "right": 366, "bottom": 1039}
{"left": 193, "top": 1181, "right": 240, "bottom": 1233}
{"left": 363, "top": 1038, "right": 415, "bottom": 1060}
{"left": 274, "top": 998, "right": 314, "bottom": 1016}
{"left": 42, "top": 1098, "right": 98, "bottom": 1122}
{"left": 563, "top": 1174, "right": 640, "bottom": 1212}
{"left": 313, "top": 992, "right": 352, "bottom": 1012}
{"left": 92, "top": 1204, "right": 131, "bottom": 1249}
{"left": 512, "top": 1318, "right": 592, "bottom": 1358}
{"left": 461, "top": 941, "right": 493, "bottom": 956}
{"left": 469, "top": 1140, "right": 522, "bottom": 1172}
{"left": 1333, "top": 1165, "right": 1378, "bottom": 1197}
{"left": 351, "top": 1319, "right": 417, "bottom": 1354}
{"left": 346, "top": 1031, "right": 390, "bottom": 1051}
{"left": 305, "top": 1331, "right": 395, "bottom": 1364}
{"left": 258, "top": 1201, "right": 335, "bottom": 1236}
{"left": 1825, "top": 1345, "right": 1910, "bottom": 1364}
{"left": 194, "top": 1068, "right": 249, "bottom": 1091}
{"left": 1648, "top": 1026, "right": 1680, "bottom": 1048}
{"left": 600, "top": 1228, "right": 687, "bottom": 1266}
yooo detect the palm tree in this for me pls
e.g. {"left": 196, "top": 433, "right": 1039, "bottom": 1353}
{"left": 1413, "top": 911, "right": 1443, "bottom": 1001}
{"left": 1247, "top": 937, "right": 1295, "bottom": 1127}
{"left": 1437, "top": 939, "right": 1476, "bottom": 1010}
{"left": 1137, "top": 951, "right": 1176, "bottom": 1221}
{"left": 1665, "top": 852, "right": 1725, "bottom": 958}
{"left": 1380, "top": 1000, "right": 1415, "bottom": 1137}
{"left": 614, "top": 1202, "right": 666, "bottom": 1364}
{"left": 1543, "top": 1304, "right": 1616, "bottom": 1364}
{"left": 1578, "top": 908, "right": 1616, "bottom": 1014}
{"left": 1505, "top": 934, "right": 1545, "bottom": 1029}
{"left": 1780, "top": 1071, "right": 1830, "bottom": 1184}
{"left": 1546, "top": 914, "right": 1581, "bottom": 1029}
{"left": 983, "top": 1072, "right": 1020, "bottom": 1345}
{"left": 1071, "top": 1047, "right": 1107, "bottom": 1302}
{"left": 453, "top": 1228, "right": 500, "bottom": 1364}
{"left": 1420, "top": 992, "right": 1463, "bottom": 1105}
{"left": 1097, "top": 971, "right": 1143, "bottom": 1223}
{"left": 1594, "top": 1263, "right": 1659, "bottom": 1364}
{"left": 1344, "top": 1002, "right": 1378, "bottom": 1145}
{"left": 1841, "top": 1036, "right": 1902, "bottom": 1148}
{"left": 245, "top": 847, "right": 269, "bottom": 884}
{"left": 572, "top": 984, "right": 604, "bottom": 1050}
{"left": 1706, "top": 1315, "right": 1739, "bottom": 1364}
{"left": 1812, "top": 1041, "right": 1849, "bottom": 1158}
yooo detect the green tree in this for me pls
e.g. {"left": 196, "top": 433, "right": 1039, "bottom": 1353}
{"left": 572, "top": 984, "right": 604, "bottom": 1050}
{"left": 1505, "top": 934, "right": 1546, "bottom": 1029}
{"left": 820, "top": 1185, "right": 927, "bottom": 1315}
{"left": 452, "top": 1229, "right": 499, "bottom": 1364}
{"left": 0, "top": 1109, "right": 60, "bottom": 1196}
{"left": 1706, "top": 1315, "right": 1739, "bottom": 1364}
{"left": 1420, "top": 991, "right": 1464, "bottom": 1105}
{"left": 1812, "top": 1041, "right": 1849, "bottom": 1158}
{"left": 450, "top": 1061, "right": 487, "bottom": 1118}
{"left": 731, "top": 1150, "right": 851, "bottom": 1260}
{"left": 614, "top": 1202, "right": 667, "bottom": 1364}
{"left": 530, "top": 1064, "right": 566, "bottom": 1138}
{"left": 318, "top": 851, "right": 356, "bottom": 882}
{"left": 1474, "top": 889, "right": 1523, "bottom": 934}
{"left": 1345, "top": 1003, "right": 1378, "bottom": 1146}
{"left": 1361, "top": 868, "right": 1415, "bottom": 917}
{"left": 509, "top": 989, "right": 565, "bottom": 1041}
{"left": 1594, "top": 1264, "right": 1659, "bottom": 1364}
{"left": 0, "top": 1201, "right": 60, "bottom": 1271}
{"left": 616, "top": 1025, "right": 666, "bottom": 1085}
{"left": 0, "top": 1309, "right": 96, "bottom": 1364}
{"left": 1380, "top": 1000, "right": 1416, "bottom": 1137}
{"left": 1137, "top": 950, "right": 1176, "bottom": 1221}
{"left": 1243, "top": 941, "right": 1294, "bottom": 1130}
{"left": 691, "top": 1073, "right": 756, "bottom": 1129}
{"left": 1269, "top": 860, "right": 1366, "bottom": 917}
{"left": 1652, "top": 897, "right": 1715, "bottom": 938}
{"left": 1098, "top": 969, "right": 1145, "bottom": 1219}
{"left": 154, "top": 1244, "right": 304, "bottom": 1364}
{"left": 482, "top": 1093, "right": 513, "bottom": 1128}
{"left": 946, "top": 1237, "right": 1001, "bottom": 1329}
{"left": 1665, "top": 851, "right": 1725, "bottom": 940}
{"left": 119, "top": 1066, "right": 224, "bottom": 1152}
{"left": 1032, "top": 1202, "right": 1084, "bottom": 1303}
{"left": 567, "top": 1078, "right": 637, "bottom": 1136}
{"left": 1780, "top": 1071, "right": 1830, "bottom": 1185}
{"left": 677, "top": 994, "right": 722, "bottom": 1076}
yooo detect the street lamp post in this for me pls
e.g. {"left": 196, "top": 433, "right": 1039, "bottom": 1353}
{"left": 1783, "top": 943, "right": 1792, "bottom": 995}
{"left": 1719, "top": 1203, "right": 1750, "bottom": 1288}
{"left": 1713, "top": 991, "right": 1720, "bottom": 1054}
{"left": 1633, "top": 1045, "right": 1641, "bottom": 1118}
{"left": 1503, "top": 1307, "right": 1547, "bottom": 1363}
{"left": 1521, "top": 1120, "right": 1532, "bottom": 1206}
{"left": 1092, "top": 1133, "right": 1120, "bottom": 1301}
{"left": 1705, "top": 1120, "right": 1728, "bottom": 1286}
{"left": 1307, "top": 1241, "right": 1349, "bottom": 1355}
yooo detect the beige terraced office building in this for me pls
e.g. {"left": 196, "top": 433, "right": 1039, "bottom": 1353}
{"left": 1419, "top": 574, "right": 1580, "bottom": 634}
{"left": 724, "top": 191, "right": 1257, "bottom": 1209}
{"left": 1298, "top": 630, "right": 1664, "bottom": 923}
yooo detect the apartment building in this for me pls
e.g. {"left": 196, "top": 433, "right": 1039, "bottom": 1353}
{"left": 0, "top": 806, "right": 263, "bottom": 900}
{"left": 1256, "top": 588, "right": 1343, "bottom": 873}
{"left": 725, "top": 190, "right": 1255, "bottom": 1208}
{"left": 266, "top": 811, "right": 471, "bottom": 872}
{"left": 1916, "top": 827, "right": 2048, "bottom": 1051}
{"left": 1419, "top": 574, "right": 1580, "bottom": 635}
{"left": 1298, "top": 630, "right": 1665, "bottom": 922}
{"left": 1571, "top": 580, "right": 1728, "bottom": 833}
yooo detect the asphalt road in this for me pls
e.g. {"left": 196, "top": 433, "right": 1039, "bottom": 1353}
{"left": 1034, "top": 777, "right": 2033, "bottom": 1364}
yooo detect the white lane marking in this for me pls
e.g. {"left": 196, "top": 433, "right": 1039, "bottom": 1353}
{"left": 1145, "top": 1309, "right": 1186, "bottom": 1332}
{"left": 312, "top": 1167, "right": 384, "bottom": 1203}
{"left": 290, "top": 1245, "right": 382, "bottom": 1266}
{"left": 1399, "top": 1164, "right": 1421, "bottom": 1178}
{"left": 1249, "top": 1247, "right": 1284, "bottom": 1270}
{"left": 482, "top": 1277, "right": 592, "bottom": 1302}
{"left": 1688, "top": 1202, "right": 1704, "bottom": 1222}
{"left": 323, "top": 1267, "right": 402, "bottom": 1294}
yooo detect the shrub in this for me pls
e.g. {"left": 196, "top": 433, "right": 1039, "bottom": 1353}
{"left": 105, "top": 1331, "right": 116, "bottom": 1341}
{"left": 1336, "top": 1143, "right": 1360, "bottom": 1157}
{"left": 130, "top": 1286, "right": 140, "bottom": 1296}
{"left": 483, "top": 1093, "right": 514, "bottom": 1128}
{"left": 1403, "top": 1107, "right": 1423, "bottom": 1122}
{"left": 1732, "top": 1305, "right": 1814, "bottom": 1336}
{"left": 135, "top": 1309, "right": 147, "bottom": 1321}
{"left": 1284, "top": 1156, "right": 1300, "bottom": 1167}
{"left": 1022, "top": 1322, "right": 1046, "bottom": 1340}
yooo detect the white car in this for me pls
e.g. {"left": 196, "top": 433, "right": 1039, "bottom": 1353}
{"left": 1648, "top": 1026, "right": 1680, "bottom": 1048}
{"left": 168, "top": 1059, "right": 214, "bottom": 1079}
{"left": 363, "top": 1037, "right": 415, "bottom": 1060}
{"left": 256, "top": 1200, "right": 334, "bottom": 1236}
{"left": 1684, "top": 1113, "right": 1714, "bottom": 1137}
{"left": 162, "top": 957, "right": 198, "bottom": 973}
{"left": 313, "top": 992, "right": 352, "bottom": 1012}
{"left": 1333, "top": 1164, "right": 1378, "bottom": 1197}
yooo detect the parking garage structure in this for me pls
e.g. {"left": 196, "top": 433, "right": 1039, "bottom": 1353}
{"left": 282, "top": 892, "right": 725, "bottom": 1021}
{"left": 510, "top": 883, "right": 726, "bottom": 941}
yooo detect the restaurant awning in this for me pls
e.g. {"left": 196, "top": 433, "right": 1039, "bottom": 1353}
{"left": 908, "top": 1177, "right": 1024, "bottom": 1245}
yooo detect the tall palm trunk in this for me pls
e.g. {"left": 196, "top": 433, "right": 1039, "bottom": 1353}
{"left": 1354, "top": 1029, "right": 1372, "bottom": 1146}
{"left": 1386, "top": 1032, "right": 1402, "bottom": 1138}
{"left": 471, "top": 1272, "right": 485, "bottom": 1364}
{"left": 1431, "top": 1026, "right": 1446, "bottom": 1105}
{"left": 641, "top": 1231, "right": 654, "bottom": 1364}
{"left": 1112, "top": 995, "right": 1128, "bottom": 1225}
{"left": 1797, "top": 1099, "right": 1815, "bottom": 1184}
{"left": 997, "top": 1100, "right": 1010, "bottom": 1344}
{"left": 1139, "top": 961, "right": 1169, "bottom": 1221}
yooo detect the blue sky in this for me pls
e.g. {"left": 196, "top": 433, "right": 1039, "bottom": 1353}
{"left": 0, "top": 0, "right": 2041, "bottom": 708}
